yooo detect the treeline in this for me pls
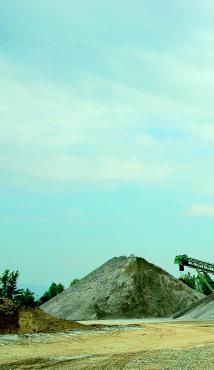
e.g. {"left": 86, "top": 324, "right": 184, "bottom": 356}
{"left": 0, "top": 269, "right": 79, "bottom": 307}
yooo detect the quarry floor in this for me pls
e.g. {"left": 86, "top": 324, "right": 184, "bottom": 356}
{"left": 0, "top": 320, "right": 214, "bottom": 369}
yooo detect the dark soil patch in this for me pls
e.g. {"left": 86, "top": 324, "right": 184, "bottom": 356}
{"left": 0, "top": 298, "right": 19, "bottom": 333}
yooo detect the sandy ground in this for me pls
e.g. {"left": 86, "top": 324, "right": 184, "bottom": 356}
{"left": 0, "top": 320, "right": 214, "bottom": 369}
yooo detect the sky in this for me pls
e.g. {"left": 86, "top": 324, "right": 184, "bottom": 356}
{"left": 1, "top": 0, "right": 214, "bottom": 295}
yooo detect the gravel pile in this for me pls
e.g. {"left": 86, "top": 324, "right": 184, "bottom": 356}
{"left": 42, "top": 256, "right": 202, "bottom": 320}
{"left": 174, "top": 293, "right": 214, "bottom": 320}
{"left": 0, "top": 298, "right": 87, "bottom": 334}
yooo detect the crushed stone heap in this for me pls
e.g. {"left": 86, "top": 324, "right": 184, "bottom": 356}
{"left": 0, "top": 298, "right": 87, "bottom": 334}
{"left": 174, "top": 293, "right": 214, "bottom": 320}
{"left": 42, "top": 256, "right": 202, "bottom": 320}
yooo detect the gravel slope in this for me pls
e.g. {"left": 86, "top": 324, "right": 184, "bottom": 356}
{"left": 174, "top": 293, "right": 214, "bottom": 320}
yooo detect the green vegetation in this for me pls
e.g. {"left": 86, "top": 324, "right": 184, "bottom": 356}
{"left": 40, "top": 282, "right": 64, "bottom": 304}
{"left": 0, "top": 269, "right": 20, "bottom": 300}
{"left": 0, "top": 269, "right": 79, "bottom": 307}
{"left": 179, "top": 272, "right": 212, "bottom": 295}
{"left": 0, "top": 269, "right": 36, "bottom": 306}
{"left": 15, "top": 288, "right": 36, "bottom": 307}
{"left": 179, "top": 272, "right": 196, "bottom": 290}
{"left": 70, "top": 278, "right": 80, "bottom": 287}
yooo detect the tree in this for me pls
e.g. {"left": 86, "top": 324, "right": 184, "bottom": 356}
{"left": 0, "top": 269, "right": 37, "bottom": 307}
{"left": 0, "top": 269, "right": 20, "bottom": 300}
{"left": 15, "top": 288, "right": 36, "bottom": 307}
{"left": 195, "top": 275, "right": 211, "bottom": 296}
{"left": 40, "top": 282, "right": 64, "bottom": 304}
{"left": 180, "top": 272, "right": 212, "bottom": 295}
{"left": 179, "top": 272, "right": 196, "bottom": 290}
{"left": 70, "top": 278, "right": 79, "bottom": 287}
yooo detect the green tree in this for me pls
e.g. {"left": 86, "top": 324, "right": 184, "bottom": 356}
{"left": 0, "top": 269, "right": 20, "bottom": 300}
{"left": 0, "top": 269, "right": 37, "bottom": 307}
{"left": 179, "top": 272, "right": 196, "bottom": 290}
{"left": 15, "top": 288, "right": 36, "bottom": 307}
{"left": 180, "top": 272, "right": 212, "bottom": 295}
{"left": 195, "top": 275, "right": 212, "bottom": 296}
{"left": 70, "top": 278, "right": 79, "bottom": 287}
{"left": 40, "top": 282, "right": 64, "bottom": 304}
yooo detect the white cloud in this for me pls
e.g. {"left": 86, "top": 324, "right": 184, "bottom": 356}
{"left": 0, "top": 57, "right": 180, "bottom": 188}
{"left": 183, "top": 204, "right": 214, "bottom": 217}
{"left": 1, "top": 34, "right": 214, "bottom": 194}
{"left": 0, "top": 208, "right": 90, "bottom": 224}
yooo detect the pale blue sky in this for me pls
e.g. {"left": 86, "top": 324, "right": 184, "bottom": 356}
{"left": 1, "top": 1, "right": 214, "bottom": 294}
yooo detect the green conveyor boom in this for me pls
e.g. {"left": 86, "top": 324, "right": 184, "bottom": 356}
{"left": 174, "top": 254, "right": 214, "bottom": 293}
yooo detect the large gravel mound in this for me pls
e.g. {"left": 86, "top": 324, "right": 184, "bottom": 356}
{"left": 42, "top": 256, "right": 202, "bottom": 320}
{"left": 174, "top": 293, "right": 214, "bottom": 320}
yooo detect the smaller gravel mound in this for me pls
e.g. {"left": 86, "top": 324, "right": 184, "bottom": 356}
{"left": 174, "top": 294, "right": 214, "bottom": 320}
{"left": 18, "top": 307, "right": 87, "bottom": 333}
{"left": 0, "top": 298, "right": 87, "bottom": 334}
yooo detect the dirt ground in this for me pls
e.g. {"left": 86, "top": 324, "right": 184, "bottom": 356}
{"left": 0, "top": 320, "right": 214, "bottom": 369}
